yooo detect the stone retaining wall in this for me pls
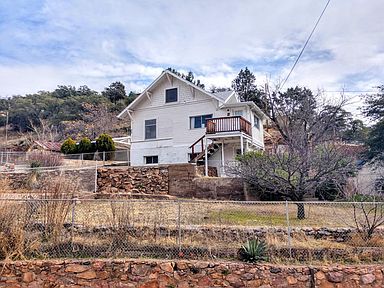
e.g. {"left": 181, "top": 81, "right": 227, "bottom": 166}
{"left": 0, "top": 259, "right": 383, "bottom": 287}
{"left": 98, "top": 164, "right": 245, "bottom": 200}
{"left": 97, "top": 166, "right": 169, "bottom": 195}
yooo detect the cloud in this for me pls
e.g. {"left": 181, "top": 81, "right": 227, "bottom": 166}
{"left": 0, "top": 0, "right": 383, "bottom": 117}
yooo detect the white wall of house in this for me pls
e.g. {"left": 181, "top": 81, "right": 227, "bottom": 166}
{"left": 127, "top": 73, "right": 265, "bottom": 166}
{"left": 130, "top": 77, "right": 228, "bottom": 165}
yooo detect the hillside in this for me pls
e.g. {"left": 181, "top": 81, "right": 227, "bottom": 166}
{"left": 0, "top": 83, "right": 137, "bottom": 150}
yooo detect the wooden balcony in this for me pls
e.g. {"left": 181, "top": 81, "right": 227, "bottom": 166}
{"left": 206, "top": 116, "right": 252, "bottom": 136}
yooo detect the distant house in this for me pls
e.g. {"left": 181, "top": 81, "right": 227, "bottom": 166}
{"left": 118, "top": 70, "right": 266, "bottom": 176}
{"left": 28, "top": 141, "right": 62, "bottom": 153}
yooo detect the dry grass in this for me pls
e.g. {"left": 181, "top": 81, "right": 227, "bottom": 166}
{"left": 347, "top": 233, "right": 384, "bottom": 247}
{"left": 265, "top": 231, "right": 347, "bottom": 249}
{"left": 0, "top": 202, "right": 40, "bottom": 260}
{"left": 70, "top": 201, "right": 381, "bottom": 229}
{"left": 38, "top": 176, "right": 78, "bottom": 241}
{"left": 0, "top": 178, "right": 10, "bottom": 193}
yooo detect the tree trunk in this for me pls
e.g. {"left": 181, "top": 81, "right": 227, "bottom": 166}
{"left": 296, "top": 203, "right": 305, "bottom": 220}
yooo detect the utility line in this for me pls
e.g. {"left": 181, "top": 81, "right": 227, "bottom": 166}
{"left": 280, "top": 0, "right": 331, "bottom": 91}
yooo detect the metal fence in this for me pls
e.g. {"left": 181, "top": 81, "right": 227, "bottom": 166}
{"left": 0, "top": 150, "right": 130, "bottom": 171}
{"left": 0, "top": 199, "right": 383, "bottom": 263}
{"left": 0, "top": 166, "right": 98, "bottom": 196}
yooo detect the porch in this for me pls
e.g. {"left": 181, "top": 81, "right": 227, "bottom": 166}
{"left": 189, "top": 116, "right": 257, "bottom": 176}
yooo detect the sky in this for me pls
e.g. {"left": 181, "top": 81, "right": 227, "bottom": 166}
{"left": 0, "top": 0, "right": 383, "bottom": 118}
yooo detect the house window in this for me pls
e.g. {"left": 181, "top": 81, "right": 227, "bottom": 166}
{"left": 254, "top": 115, "right": 260, "bottom": 129}
{"left": 145, "top": 155, "right": 158, "bottom": 164}
{"left": 233, "top": 110, "right": 243, "bottom": 116}
{"left": 165, "top": 88, "right": 178, "bottom": 103}
{"left": 145, "top": 119, "right": 156, "bottom": 139}
{"left": 190, "top": 114, "right": 213, "bottom": 129}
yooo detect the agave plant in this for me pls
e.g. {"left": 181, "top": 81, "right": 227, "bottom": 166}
{"left": 238, "top": 238, "right": 268, "bottom": 263}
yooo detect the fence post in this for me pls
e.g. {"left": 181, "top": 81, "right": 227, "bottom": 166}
{"left": 71, "top": 197, "right": 77, "bottom": 254}
{"left": 177, "top": 201, "right": 181, "bottom": 253}
{"left": 81, "top": 153, "right": 83, "bottom": 166}
{"left": 94, "top": 162, "right": 98, "bottom": 193}
{"left": 285, "top": 200, "right": 292, "bottom": 259}
{"left": 103, "top": 151, "right": 105, "bottom": 166}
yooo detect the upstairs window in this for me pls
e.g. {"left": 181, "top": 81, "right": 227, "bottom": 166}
{"left": 254, "top": 115, "right": 260, "bottom": 129}
{"left": 233, "top": 110, "right": 243, "bottom": 116}
{"left": 145, "top": 119, "right": 156, "bottom": 139}
{"left": 165, "top": 88, "right": 178, "bottom": 103}
{"left": 145, "top": 155, "right": 158, "bottom": 164}
{"left": 190, "top": 114, "right": 213, "bottom": 129}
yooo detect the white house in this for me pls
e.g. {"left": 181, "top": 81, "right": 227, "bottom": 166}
{"left": 118, "top": 70, "right": 266, "bottom": 176}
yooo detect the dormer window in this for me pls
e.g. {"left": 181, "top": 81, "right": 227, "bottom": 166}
{"left": 165, "top": 88, "right": 178, "bottom": 103}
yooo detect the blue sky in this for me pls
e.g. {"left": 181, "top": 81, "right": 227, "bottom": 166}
{"left": 0, "top": 0, "right": 383, "bottom": 117}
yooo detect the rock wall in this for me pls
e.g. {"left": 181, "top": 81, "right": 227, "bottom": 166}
{"left": 98, "top": 164, "right": 245, "bottom": 200}
{"left": 97, "top": 166, "right": 169, "bottom": 195}
{"left": 0, "top": 259, "right": 383, "bottom": 287}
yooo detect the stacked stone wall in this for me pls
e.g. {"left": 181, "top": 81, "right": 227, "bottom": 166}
{"left": 0, "top": 259, "right": 383, "bottom": 287}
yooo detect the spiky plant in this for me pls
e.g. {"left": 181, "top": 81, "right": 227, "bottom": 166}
{"left": 238, "top": 239, "right": 268, "bottom": 263}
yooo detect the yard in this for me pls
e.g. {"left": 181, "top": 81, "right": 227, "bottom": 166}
{"left": 1, "top": 198, "right": 383, "bottom": 264}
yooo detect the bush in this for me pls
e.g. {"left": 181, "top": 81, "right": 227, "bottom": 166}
{"left": 61, "top": 137, "right": 77, "bottom": 154}
{"left": 28, "top": 151, "right": 64, "bottom": 168}
{"left": 96, "top": 134, "right": 115, "bottom": 160}
{"left": 315, "top": 180, "right": 344, "bottom": 201}
{"left": 78, "top": 137, "right": 93, "bottom": 153}
{"left": 238, "top": 238, "right": 268, "bottom": 263}
{"left": 96, "top": 133, "right": 115, "bottom": 152}
{"left": 78, "top": 137, "right": 95, "bottom": 160}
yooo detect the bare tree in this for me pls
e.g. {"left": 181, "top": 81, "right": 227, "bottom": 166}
{"left": 62, "top": 103, "right": 122, "bottom": 139}
{"left": 228, "top": 87, "right": 356, "bottom": 219}
{"left": 349, "top": 168, "right": 384, "bottom": 241}
{"left": 27, "top": 117, "right": 60, "bottom": 142}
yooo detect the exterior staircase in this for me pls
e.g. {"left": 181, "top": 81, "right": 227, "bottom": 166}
{"left": 189, "top": 135, "right": 220, "bottom": 164}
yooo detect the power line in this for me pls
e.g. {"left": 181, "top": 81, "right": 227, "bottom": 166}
{"left": 280, "top": 0, "right": 331, "bottom": 90}
{"left": 323, "top": 90, "right": 378, "bottom": 93}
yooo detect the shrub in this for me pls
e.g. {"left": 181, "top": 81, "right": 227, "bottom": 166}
{"left": 96, "top": 133, "right": 115, "bottom": 152}
{"left": 61, "top": 137, "right": 77, "bottom": 154}
{"left": 28, "top": 151, "right": 64, "bottom": 168}
{"left": 315, "top": 180, "right": 344, "bottom": 201}
{"left": 96, "top": 134, "right": 115, "bottom": 160}
{"left": 238, "top": 238, "right": 268, "bottom": 263}
{"left": 78, "top": 137, "right": 95, "bottom": 160}
{"left": 78, "top": 137, "right": 93, "bottom": 153}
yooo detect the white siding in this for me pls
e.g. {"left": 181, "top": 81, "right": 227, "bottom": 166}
{"left": 130, "top": 77, "right": 227, "bottom": 165}
{"left": 128, "top": 74, "right": 265, "bottom": 166}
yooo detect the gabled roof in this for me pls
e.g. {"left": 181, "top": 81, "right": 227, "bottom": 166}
{"left": 32, "top": 141, "right": 62, "bottom": 152}
{"left": 220, "top": 101, "right": 267, "bottom": 120}
{"left": 211, "top": 90, "right": 234, "bottom": 102}
{"left": 117, "top": 70, "right": 225, "bottom": 118}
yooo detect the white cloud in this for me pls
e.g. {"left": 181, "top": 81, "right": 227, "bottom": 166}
{"left": 0, "top": 0, "right": 383, "bottom": 113}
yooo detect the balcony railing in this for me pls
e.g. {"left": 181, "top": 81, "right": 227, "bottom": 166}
{"left": 206, "top": 116, "right": 252, "bottom": 136}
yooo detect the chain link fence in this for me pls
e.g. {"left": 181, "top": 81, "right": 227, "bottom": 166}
{"left": 0, "top": 166, "right": 98, "bottom": 197}
{"left": 0, "top": 150, "right": 130, "bottom": 171}
{"left": 0, "top": 198, "right": 383, "bottom": 263}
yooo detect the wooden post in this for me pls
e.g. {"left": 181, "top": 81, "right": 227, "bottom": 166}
{"left": 221, "top": 140, "right": 225, "bottom": 176}
{"left": 204, "top": 138, "right": 208, "bottom": 176}
{"left": 240, "top": 134, "right": 244, "bottom": 155}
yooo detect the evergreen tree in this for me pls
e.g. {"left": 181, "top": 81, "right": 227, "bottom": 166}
{"left": 232, "top": 67, "right": 266, "bottom": 112}
{"left": 102, "top": 81, "right": 127, "bottom": 103}
{"left": 363, "top": 85, "right": 384, "bottom": 163}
